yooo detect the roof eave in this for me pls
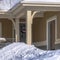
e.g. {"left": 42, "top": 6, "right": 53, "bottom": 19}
{"left": 21, "top": 2, "right": 60, "bottom": 8}
{"left": 21, "top": 1, "right": 60, "bottom": 4}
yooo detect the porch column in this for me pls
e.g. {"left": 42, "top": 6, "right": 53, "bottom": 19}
{"left": 26, "top": 10, "right": 32, "bottom": 45}
{"left": 15, "top": 18, "right": 20, "bottom": 42}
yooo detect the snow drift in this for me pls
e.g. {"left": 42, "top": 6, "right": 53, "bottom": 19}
{"left": 0, "top": 42, "right": 60, "bottom": 60}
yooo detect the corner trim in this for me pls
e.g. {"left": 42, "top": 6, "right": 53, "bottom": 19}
{"left": 46, "top": 15, "right": 57, "bottom": 49}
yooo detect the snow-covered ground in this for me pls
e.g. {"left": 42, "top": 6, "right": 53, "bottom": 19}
{"left": 0, "top": 42, "right": 60, "bottom": 60}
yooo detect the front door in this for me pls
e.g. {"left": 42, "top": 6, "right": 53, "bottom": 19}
{"left": 50, "top": 20, "right": 55, "bottom": 50}
{"left": 48, "top": 20, "right": 55, "bottom": 50}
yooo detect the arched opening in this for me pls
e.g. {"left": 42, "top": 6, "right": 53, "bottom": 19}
{"left": 0, "top": 18, "right": 15, "bottom": 48}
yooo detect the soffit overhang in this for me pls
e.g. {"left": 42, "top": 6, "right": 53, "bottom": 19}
{"left": 1, "top": 1, "right": 60, "bottom": 18}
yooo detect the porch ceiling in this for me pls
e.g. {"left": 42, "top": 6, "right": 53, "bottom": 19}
{"left": 24, "top": 6, "right": 60, "bottom": 11}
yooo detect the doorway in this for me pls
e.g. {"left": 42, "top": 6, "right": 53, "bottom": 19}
{"left": 47, "top": 16, "right": 57, "bottom": 50}
{"left": 19, "top": 23, "right": 26, "bottom": 43}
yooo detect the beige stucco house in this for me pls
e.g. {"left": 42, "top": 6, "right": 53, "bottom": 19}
{"left": 0, "top": 0, "right": 60, "bottom": 50}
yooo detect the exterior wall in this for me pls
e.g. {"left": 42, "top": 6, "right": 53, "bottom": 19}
{"left": 44, "top": 11, "right": 60, "bottom": 40}
{"left": 32, "top": 17, "right": 45, "bottom": 42}
{"left": 56, "top": 12, "right": 60, "bottom": 39}
{"left": 32, "top": 11, "right": 60, "bottom": 43}
{"left": 0, "top": 19, "right": 12, "bottom": 38}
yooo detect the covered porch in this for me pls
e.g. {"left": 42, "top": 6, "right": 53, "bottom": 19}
{"left": 0, "top": 1, "right": 60, "bottom": 50}
{"left": 14, "top": 2, "right": 60, "bottom": 50}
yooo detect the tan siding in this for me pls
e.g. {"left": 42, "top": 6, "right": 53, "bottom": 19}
{"left": 44, "top": 11, "right": 60, "bottom": 39}
{"left": 32, "top": 18, "right": 45, "bottom": 42}
{"left": 32, "top": 11, "right": 60, "bottom": 43}
{"left": 0, "top": 19, "right": 12, "bottom": 38}
{"left": 56, "top": 13, "right": 60, "bottom": 38}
